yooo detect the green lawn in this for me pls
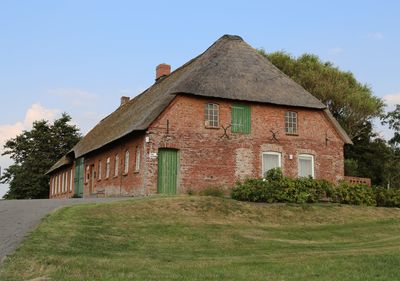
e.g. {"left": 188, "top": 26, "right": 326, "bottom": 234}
{"left": 2, "top": 196, "right": 400, "bottom": 281}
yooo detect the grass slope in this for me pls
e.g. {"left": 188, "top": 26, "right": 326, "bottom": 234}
{"left": 1, "top": 196, "right": 400, "bottom": 281}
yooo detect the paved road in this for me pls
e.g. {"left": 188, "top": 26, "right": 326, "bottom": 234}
{"left": 0, "top": 198, "right": 128, "bottom": 264}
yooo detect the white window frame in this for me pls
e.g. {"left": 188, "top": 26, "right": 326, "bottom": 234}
{"left": 285, "top": 111, "right": 298, "bottom": 134}
{"left": 106, "top": 157, "right": 110, "bottom": 178}
{"left": 298, "top": 154, "right": 315, "bottom": 178}
{"left": 62, "top": 173, "right": 65, "bottom": 193}
{"left": 115, "top": 154, "right": 119, "bottom": 177}
{"left": 51, "top": 177, "right": 55, "bottom": 195}
{"left": 57, "top": 175, "right": 61, "bottom": 194}
{"left": 135, "top": 146, "right": 141, "bottom": 172}
{"left": 124, "top": 150, "right": 130, "bottom": 174}
{"left": 261, "top": 152, "right": 282, "bottom": 177}
{"left": 98, "top": 160, "right": 102, "bottom": 180}
{"left": 205, "top": 103, "right": 220, "bottom": 128}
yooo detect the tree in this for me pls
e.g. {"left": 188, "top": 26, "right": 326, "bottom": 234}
{"left": 382, "top": 104, "right": 400, "bottom": 146}
{"left": 1, "top": 113, "right": 81, "bottom": 199}
{"left": 258, "top": 50, "right": 384, "bottom": 140}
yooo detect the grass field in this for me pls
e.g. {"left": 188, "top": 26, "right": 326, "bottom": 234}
{"left": 1, "top": 196, "right": 400, "bottom": 281}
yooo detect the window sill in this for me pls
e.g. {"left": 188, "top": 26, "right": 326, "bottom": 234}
{"left": 123, "top": 172, "right": 128, "bottom": 176}
{"left": 205, "top": 126, "right": 220, "bottom": 130}
{"left": 97, "top": 179, "right": 102, "bottom": 182}
{"left": 286, "top": 133, "right": 299, "bottom": 136}
{"left": 113, "top": 175, "right": 118, "bottom": 178}
{"left": 134, "top": 170, "right": 140, "bottom": 174}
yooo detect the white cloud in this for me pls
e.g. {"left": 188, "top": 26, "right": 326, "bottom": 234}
{"left": 0, "top": 103, "right": 60, "bottom": 198}
{"left": 383, "top": 93, "right": 400, "bottom": 111}
{"left": 367, "top": 32, "right": 384, "bottom": 41}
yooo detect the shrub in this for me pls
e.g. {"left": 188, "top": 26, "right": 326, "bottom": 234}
{"left": 231, "top": 174, "right": 334, "bottom": 204}
{"left": 332, "top": 182, "right": 376, "bottom": 206}
{"left": 374, "top": 187, "right": 400, "bottom": 208}
{"left": 200, "top": 186, "right": 225, "bottom": 197}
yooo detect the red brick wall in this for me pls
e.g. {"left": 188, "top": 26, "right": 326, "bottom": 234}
{"left": 144, "top": 95, "right": 345, "bottom": 194}
{"left": 49, "top": 94, "right": 346, "bottom": 198}
{"left": 82, "top": 135, "right": 146, "bottom": 197}
{"left": 49, "top": 164, "right": 75, "bottom": 199}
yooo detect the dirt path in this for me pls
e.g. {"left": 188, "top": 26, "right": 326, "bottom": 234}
{"left": 0, "top": 198, "right": 128, "bottom": 264}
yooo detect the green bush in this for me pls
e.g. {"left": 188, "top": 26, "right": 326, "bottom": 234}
{"left": 231, "top": 169, "right": 334, "bottom": 204}
{"left": 332, "top": 182, "right": 376, "bottom": 206}
{"left": 374, "top": 187, "right": 400, "bottom": 208}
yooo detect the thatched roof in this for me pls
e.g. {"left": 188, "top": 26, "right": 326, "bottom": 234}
{"left": 46, "top": 154, "right": 73, "bottom": 174}
{"left": 47, "top": 34, "right": 351, "bottom": 174}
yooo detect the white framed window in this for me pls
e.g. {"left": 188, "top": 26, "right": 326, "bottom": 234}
{"left": 106, "top": 157, "right": 110, "bottom": 178}
{"left": 98, "top": 160, "right": 102, "bottom": 180}
{"left": 86, "top": 166, "right": 90, "bottom": 183}
{"left": 57, "top": 175, "right": 61, "bottom": 194}
{"left": 52, "top": 177, "right": 55, "bottom": 195}
{"left": 135, "top": 146, "right": 141, "bottom": 172}
{"left": 262, "top": 152, "right": 282, "bottom": 177}
{"left": 298, "top": 154, "right": 314, "bottom": 178}
{"left": 62, "top": 173, "right": 65, "bottom": 193}
{"left": 205, "top": 103, "right": 219, "bottom": 128}
{"left": 124, "top": 150, "right": 130, "bottom": 174}
{"left": 285, "top": 111, "right": 298, "bottom": 134}
{"left": 115, "top": 154, "right": 119, "bottom": 177}
{"left": 70, "top": 169, "right": 73, "bottom": 192}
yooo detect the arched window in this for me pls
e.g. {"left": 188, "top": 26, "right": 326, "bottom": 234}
{"left": 115, "top": 154, "right": 119, "bottom": 177}
{"left": 135, "top": 146, "right": 141, "bottom": 172}
{"left": 106, "top": 157, "right": 110, "bottom": 178}
{"left": 124, "top": 150, "right": 130, "bottom": 174}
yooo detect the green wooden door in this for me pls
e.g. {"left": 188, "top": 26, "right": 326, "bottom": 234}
{"left": 74, "top": 157, "right": 85, "bottom": 197}
{"left": 157, "top": 149, "right": 178, "bottom": 194}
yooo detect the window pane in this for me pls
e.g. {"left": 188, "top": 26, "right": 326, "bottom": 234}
{"left": 298, "top": 155, "right": 313, "bottom": 178}
{"left": 205, "top": 103, "right": 219, "bottom": 127}
{"left": 262, "top": 153, "right": 281, "bottom": 176}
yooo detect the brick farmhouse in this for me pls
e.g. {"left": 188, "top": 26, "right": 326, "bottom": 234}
{"left": 47, "top": 35, "right": 352, "bottom": 199}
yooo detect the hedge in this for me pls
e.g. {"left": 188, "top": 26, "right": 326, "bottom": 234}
{"left": 231, "top": 168, "right": 389, "bottom": 207}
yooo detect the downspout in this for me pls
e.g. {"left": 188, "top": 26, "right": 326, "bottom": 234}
{"left": 143, "top": 133, "right": 148, "bottom": 195}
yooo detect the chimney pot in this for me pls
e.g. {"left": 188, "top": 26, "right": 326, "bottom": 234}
{"left": 156, "top": 63, "right": 171, "bottom": 80}
{"left": 120, "top": 96, "right": 130, "bottom": 106}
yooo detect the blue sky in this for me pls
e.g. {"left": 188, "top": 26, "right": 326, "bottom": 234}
{"left": 1, "top": 0, "right": 399, "bottom": 197}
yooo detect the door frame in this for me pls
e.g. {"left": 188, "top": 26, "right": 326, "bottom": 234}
{"left": 157, "top": 148, "right": 179, "bottom": 194}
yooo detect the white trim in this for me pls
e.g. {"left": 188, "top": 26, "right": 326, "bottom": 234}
{"left": 298, "top": 154, "right": 315, "bottom": 178}
{"left": 261, "top": 151, "right": 282, "bottom": 177}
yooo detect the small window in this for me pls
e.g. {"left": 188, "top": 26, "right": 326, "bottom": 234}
{"left": 59, "top": 175, "right": 61, "bottom": 193}
{"left": 51, "top": 177, "right": 55, "bottom": 195}
{"left": 98, "top": 160, "right": 102, "bottom": 180}
{"left": 62, "top": 173, "right": 65, "bottom": 193}
{"left": 86, "top": 166, "right": 90, "bottom": 183}
{"left": 115, "top": 154, "right": 119, "bottom": 177}
{"left": 205, "top": 103, "right": 219, "bottom": 128}
{"left": 298, "top": 154, "right": 314, "bottom": 178}
{"left": 70, "top": 169, "right": 73, "bottom": 192}
{"left": 285, "top": 112, "right": 297, "bottom": 134}
{"left": 106, "top": 157, "right": 110, "bottom": 178}
{"left": 124, "top": 151, "right": 130, "bottom": 174}
{"left": 135, "top": 146, "right": 141, "bottom": 172}
{"left": 232, "top": 104, "right": 251, "bottom": 134}
{"left": 262, "top": 152, "right": 282, "bottom": 177}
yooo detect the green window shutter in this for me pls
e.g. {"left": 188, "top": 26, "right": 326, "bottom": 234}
{"left": 231, "top": 104, "right": 251, "bottom": 134}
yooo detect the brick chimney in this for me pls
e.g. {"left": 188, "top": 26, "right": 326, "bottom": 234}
{"left": 156, "top": 63, "right": 171, "bottom": 81}
{"left": 120, "top": 96, "right": 130, "bottom": 106}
